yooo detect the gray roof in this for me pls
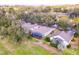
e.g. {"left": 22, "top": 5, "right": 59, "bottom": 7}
{"left": 53, "top": 31, "right": 74, "bottom": 43}
{"left": 21, "top": 21, "right": 55, "bottom": 36}
{"left": 21, "top": 22, "right": 37, "bottom": 30}
{"left": 31, "top": 25, "right": 55, "bottom": 35}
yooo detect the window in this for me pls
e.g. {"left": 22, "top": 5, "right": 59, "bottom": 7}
{"left": 54, "top": 37, "right": 63, "bottom": 45}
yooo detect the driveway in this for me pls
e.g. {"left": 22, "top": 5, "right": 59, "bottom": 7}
{"left": 33, "top": 41, "right": 62, "bottom": 54}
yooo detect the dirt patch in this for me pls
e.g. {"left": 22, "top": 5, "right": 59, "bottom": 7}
{"left": 33, "top": 41, "right": 62, "bottom": 54}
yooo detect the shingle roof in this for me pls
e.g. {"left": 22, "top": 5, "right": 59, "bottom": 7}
{"left": 53, "top": 31, "right": 74, "bottom": 43}
{"left": 31, "top": 25, "right": 55, "bottom": 35}
{"left": 21, "top": 21, "right": 55, "bottom": 36}
{"left": 22, "top": 22, "right": 36, "bottom": 30}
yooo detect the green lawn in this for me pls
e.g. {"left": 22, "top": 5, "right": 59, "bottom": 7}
{"left": 0, "top": 38, "right": 52, "bottom": 55}
{"left": 63, "top": 49, "right": 78, "bottom": 55}
{"left": 1, "top": 36, "right": 79, "bottom": 55}
{"left": 14, "top": 45, "right": 51, "bottom": 55}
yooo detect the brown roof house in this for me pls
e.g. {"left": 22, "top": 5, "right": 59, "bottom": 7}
{"left": 50, "top": 31, "right": 74, "bottom": 50}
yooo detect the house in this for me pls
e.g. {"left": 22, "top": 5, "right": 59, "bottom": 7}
{"left": 50, "top": 31, "right": 74, "bottom": 50}
{"left": 30, "top": 25, "right": 55, "bottom": 38}
{"left": 21, "top": 21, "right": 56, "bottom": 38}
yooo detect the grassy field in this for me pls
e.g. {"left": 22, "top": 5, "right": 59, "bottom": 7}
{"left": 0, "top": 36, "right": 78, "bottom": 55}
{"left": 63, "top": 49, "right": 79, "bottom": 55}
{"left": 14, "top": 45, "right": 52, "bottom": 55}
{"left": 0, "top": 43, "right": 11, "bottom": 55}
{"left": 0, "top": 37, "right": 52, "bottom": 55}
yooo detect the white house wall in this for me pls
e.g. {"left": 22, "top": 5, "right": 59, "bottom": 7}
{"left": 50, "top": 35, "right": 68, "bottom": 46}
{"left": 54, "top": 35, "right": 68, "bottom": 45}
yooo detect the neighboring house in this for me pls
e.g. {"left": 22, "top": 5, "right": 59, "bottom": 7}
{"left": 50, "top": 31, "right": 74, "bottom": 50}
{"left": 21, "top": 21, "right": 56, "bottom": 38}
{"left": 69, "top": 12, "right": 79, "bottom": 18}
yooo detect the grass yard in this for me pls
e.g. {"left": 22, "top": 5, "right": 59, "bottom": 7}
{"left": 0, "top": 37, "right": 52, "bottom": 55}
{"left": 63, "top": 49, "right": 78, "bottom": 55}
{"left": 0, "top": 43, "right": 11, "bottom": 55}
{"left": 0, "top": 36, "right": 78, "bottom": 55}
{"left": 14, "top": 44, "right": 52, "bottom": 55}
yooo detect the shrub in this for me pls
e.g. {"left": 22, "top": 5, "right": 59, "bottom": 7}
{"left": 27, "top": 35, "right": 32, "bottom": 40}
{"left": 50, "top": 42, "right": 57, "bottom": 48}
{"left": 67, "top": 44, "right": 71, "bottom": 48}
{"left": 44, "top": 37, "right": 50, "bottom": 42}
{"left": 71, "top": 38, "right": 76, "bottom": 42}
{"left": 14, "top": 35, "right": 22, "bottom": 43}
{"left": 74, "top": 32, "right": 79, "bottom": 38}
